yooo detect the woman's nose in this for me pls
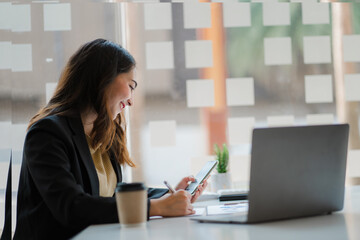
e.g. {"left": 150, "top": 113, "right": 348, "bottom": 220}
{"left": 127, "top": 98, "right": 133, "bottom": 107}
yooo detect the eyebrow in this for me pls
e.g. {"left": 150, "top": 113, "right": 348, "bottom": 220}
{"left": 132, "top": 80, "right": 138, "bottom": 89}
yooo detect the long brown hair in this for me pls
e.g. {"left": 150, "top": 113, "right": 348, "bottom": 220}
{"left": 29, "top": 39, "right": 136, "bottom": 167}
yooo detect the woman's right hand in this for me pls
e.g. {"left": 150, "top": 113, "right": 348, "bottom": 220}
{"left": 149, "top": 190, "right": 195, "bottom": 217}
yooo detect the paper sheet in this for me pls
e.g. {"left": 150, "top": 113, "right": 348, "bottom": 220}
{"left": 263, "top": 2, "right": 290, "bottom": 26}
{"left": 207, "top": 203, "right": 248, "bottom": 215}
{"left": 345, "top": 74, "right": 360, "bottom": 101}
{"left": 43, "top": 3, "right": 71, "bottom": 31}
{"left": 183, "top": 2, "right": 211, "bottom": 29}
{"left": 223, "top": 3, "right": 251, "bottom": 28}
{"left": 185, "top": 40, "right": 213, "bottom": 68}
{"left": 186, "top": 79, "right": 214, "bottom": 108}
{"left": 146, "top": 41, "right": 174, "bottom": 69}
{"left": 343, "top": 35, "right": 360, "bottom": 62}
{"left": 264, "top": 37, "right": 292, "bottom": 65}
{"left": 144, "top": 3, "right": 172, "bottom": 30}
{"left": 305, "top": 75, "right": 333, "bottom": 103}
{"left": 303, "top": 36, "right": 331, "bottom": 64}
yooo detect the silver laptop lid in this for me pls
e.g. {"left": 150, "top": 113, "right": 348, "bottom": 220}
{"left": 247, "top": 124, "right": 349, "bottom": 223}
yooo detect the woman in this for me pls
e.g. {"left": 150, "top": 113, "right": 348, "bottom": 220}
{"left": 14, "top": 39, "right": 208, "bottom": 239}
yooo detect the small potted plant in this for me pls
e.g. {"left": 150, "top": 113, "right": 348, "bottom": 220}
{"left": 211, "top": 143, "right": 232, "bottom": 191}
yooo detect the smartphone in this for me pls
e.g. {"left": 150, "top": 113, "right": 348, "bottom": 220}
{"left": 186, "top": 160, "right": 218, "bottom": 195}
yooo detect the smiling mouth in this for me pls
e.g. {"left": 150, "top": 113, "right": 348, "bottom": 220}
{"left": 120, "top": 102, "right": 126, "bottom": 110}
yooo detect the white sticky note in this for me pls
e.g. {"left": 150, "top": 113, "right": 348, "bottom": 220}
{"left": 303, "top": 36, "right": 331, "bottom": 64}
{"left": 191, "top": 156, "right": 216, "bottom": 176}
{"left": 223, "top": 3, "right": 251, "bottom": 28}
{"left": 252, "top": 0, "right": 277, "bottom": 2}
{"left": 146, "top": 41, "right": 174, "bottom": 69}
{"left": 12, "top": 163, "right": 21, "bottom": 191}
{"left": 43, "top": 3, "right": 71, "bottom": 31}
{"left": 343, "top": 35, "right": 360, "bottom": 62}
{"left": 345, "top": 74, "right": 360, "bottom": 102}
{"left": 0, "top": 42, "right": 12, "bottom": 70}
{"left": 264, "top": 37, "right": 292, "bottom": 65}
{"left": 12, "top": 44, "right": 32, "bottom": 72}
{"left": 186, "top": 79, "right": 214, "bottom": 108}
{"left": 0, "top": 161, "right": 10, "bottom": 190}
{"left": 302, "top": 2, "right": 329, "bottom": 25}
{"left": 0, "top": 2, "right": 12, "bottom": 30}
{"left": 11, "top": 124, "right": 27, "bottom": 151}
{"left": 263, "top": 2, "right": 290, "bottom": 26}
{"left": 305, "top": 75, "right": 333, "bottom": 103}
{"left": 347, "top": 150, "right": 360, "bottom": 178}
{"left": 46, "top": 82, "right": 57, "bottom": 103}
{"left": 226, "top": 78, "right": 254, "bottom": 106}
{"left": 0, "top": 122, "right": 11, "bottom": 149}
{"left": 11, "top": 4, "right": 31, "bottom": 32}
{"left": 228, "top": 117, "right": 255, "bottom": 145}
{"left": 144, "top": 3, "right": 172, "bottom": 30}
{"left": 229, "top": 155, "right": 250, "bottom": 184}
{"left": 306, "top": 114, "right": 334, "bottom": 125}
{"left": 149, "top": 120, "right": 176, "bottom": 147}
{"left": 267, "top": 115, "right": 294, "bottom": 127}
{"left": 185, "top": 40, "right": 213, "bottom": 68}
{"left": 183, "top": 2, "right": 211, "bottom": 29}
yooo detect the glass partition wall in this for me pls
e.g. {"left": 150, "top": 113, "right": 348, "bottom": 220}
{"left": 0, "top": 0, "right": 360, "bottom": 234}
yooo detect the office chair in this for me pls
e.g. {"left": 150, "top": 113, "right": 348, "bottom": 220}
{"left": 1, "top": 152, "right": 11, "bottom": 240}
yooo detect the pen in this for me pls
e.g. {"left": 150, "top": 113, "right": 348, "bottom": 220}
{"left": 163, "top": 180, "right": 175, "bottom": 194}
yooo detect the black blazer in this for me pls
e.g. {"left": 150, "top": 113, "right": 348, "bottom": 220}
{"left": 14, "top": 114, "right": 167, "bottom": 240}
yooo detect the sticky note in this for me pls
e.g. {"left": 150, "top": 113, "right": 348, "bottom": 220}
{"left": 223, "top": 3, "right": 251, "bottom": 28}
{"left": 12, "top": 163, "right": 21, "bottom": 191}
{"left": 263, "top": 2, "right": 290, "bottom": 26}
{"left": 11, "top": 124, "right": 27, "bottom": 151}
{"left": 305, "top": 75, "right": 333, "bottom": 103}
{"left": 306, "top": 114, "right": 334, "bottom": 125}
{"left": 264, "top": 37, "right": 292, "bottom": 65}
{"left": 344, "top": 74, "right": 360, "bottom": 101}
{"left": 226, "top": 78, "right": 254, "bottom": 106}
{"left": 183, "top": 2, "right": 211, "bottom": 29}
{"left": 0, "top": 122, "right": 11, "bottom": 149}
{"left": 11, "top": 4, "right": 31, "bottom": 32}
{"left": 303, "top": 36, "right": 331, "bottom": 64}
{"left": 343, "top": 35, "right": 360, "bottom": 62}
{"left": 229, "top": 155, "right": 250, "bottom": 184}
{"left": 43, "top": 3, "right": 71, "bottom": 31}
{"left": 149, "top": 120, "right": 176, "bottom": 147}
{"left": 186, "top": 79, "right": 214, "bottom": 108}
{"left": 144, "top": 3, "right": 172, "bottom": 30}
{"left": 12, "top": 44, "right": 32, "bottom": 72}
{"left": 0, "top": 2, "right": 12, "bottom": 30}
{"left": 185, "top": 40, "right": 213, "bottom": 68}
{"left": 46, "top": 82, "right": 57, "bottom": 103}
{"left": 0, "top": 42, "right": 12, "bottom": 70}
{"left": 0, "top": 161, "right": 10, "bottom": 189}
{"left": 347, "top": 150, "right": 360, "bottom": 177}
{"left": 267, "top": 115, "right": 294, "bottom": 127}
{"left": 302, "top": 2, "right": 329, "bottom": 25}
{"left": 228, "top": 117, "right": 255, "bottom": 145}
{"left": 146, "top": 41, "right": 174, "bottom": 69}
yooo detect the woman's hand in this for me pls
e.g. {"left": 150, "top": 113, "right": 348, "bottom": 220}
{"left": 149, "top": 190, "right": 195, "bottom": 217}
{"left": 175, "top": 176, "right": 210, "bottom": 203}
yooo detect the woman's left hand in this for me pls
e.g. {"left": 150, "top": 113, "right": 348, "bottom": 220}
{"left": 175, "top": 176, "right": 209, "bottom": 203}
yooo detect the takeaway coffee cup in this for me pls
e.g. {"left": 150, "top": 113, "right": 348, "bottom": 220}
{"left": 115, "top": 182, "right": 147, "bottom": 228}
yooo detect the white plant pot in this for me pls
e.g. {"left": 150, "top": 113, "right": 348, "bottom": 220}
{"left": 211, "top": 173, "right": 232, "bottom": 192}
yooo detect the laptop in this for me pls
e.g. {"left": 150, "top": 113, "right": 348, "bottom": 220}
{"left": 192, "top": 124, "right": 349, "bottom": 224}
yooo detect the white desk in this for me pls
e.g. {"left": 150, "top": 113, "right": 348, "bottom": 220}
{"left": 73, "top": 186, "right": 360, "bottom": 240}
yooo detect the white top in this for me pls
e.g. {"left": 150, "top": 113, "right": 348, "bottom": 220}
{"left": 73, "top": 186, "right": 360, "bottom": 240}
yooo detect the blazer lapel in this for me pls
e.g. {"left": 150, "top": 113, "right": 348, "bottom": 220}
{"left": 67, "top": 115, "right": 99, "bottom": 196}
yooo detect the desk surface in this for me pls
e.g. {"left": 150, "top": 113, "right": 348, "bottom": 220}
{"left": 73, "top": 186, "right": 360, "bottom": 240}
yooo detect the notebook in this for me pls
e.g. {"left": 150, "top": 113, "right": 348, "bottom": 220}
{"left": 192, "top": 124, "right": 349, "bottom": 224}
